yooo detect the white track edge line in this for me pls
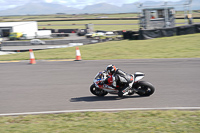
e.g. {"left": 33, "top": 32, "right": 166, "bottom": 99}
{"left": 1, "top": 107, "right": 200, "bottom": 116}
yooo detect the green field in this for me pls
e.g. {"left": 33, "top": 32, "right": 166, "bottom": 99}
{"left": 39, "top": 24, "right": 139, "bottom": 31}
{"left": 38, "top": 20, "right": 140, "bottom": 30}
{"left": 0, "top": 110, "right": 199, "bottom": 133}
{"left": 0, "top": 33, "right": 200, "bottom": 61}
{"left": 38, "top": 19, "right": 200, "bottom": 30}
{"left": 39, "top": 20, "right": 138, "bottom": 25}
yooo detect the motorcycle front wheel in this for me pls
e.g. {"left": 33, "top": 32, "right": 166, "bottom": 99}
{"left": 90, "top": 84, "right": 108, "bottom": 97}
{"left": 135, "top": 81, "right": 155, "bottom": 96}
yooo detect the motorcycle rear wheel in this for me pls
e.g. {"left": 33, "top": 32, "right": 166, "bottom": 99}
{"left": 135, "top": 81, "right": 155, "bottom": 96}
{"left": 90, "top": 84, "right": 108, "bottom": 97}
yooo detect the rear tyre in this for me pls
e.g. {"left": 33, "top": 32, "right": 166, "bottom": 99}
{"left": 90, "top": 84, "right": 108, "bottom": 97}
{"left": 136, "top": 81, "right": 155, "bottom": 96}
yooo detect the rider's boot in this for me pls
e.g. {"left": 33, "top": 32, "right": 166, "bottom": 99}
{"left": 118, "top": 82, "right": 134, "bottom": 97}
{"left": 118, "top": 85, "right": 130, "bottom": 97}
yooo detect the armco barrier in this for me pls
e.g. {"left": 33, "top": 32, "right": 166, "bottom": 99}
{"left": 3, "top": 41, "right": 30, "bottom": 46}
{"left": 2, "top": 39, "right": 91, "bottom": 46}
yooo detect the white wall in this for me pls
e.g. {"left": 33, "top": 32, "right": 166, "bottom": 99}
{"left": 12, "top": 21, "right": 38, "bottom": 38}
{"left": 36, "top": 30, "right": 52, "bottom": 38}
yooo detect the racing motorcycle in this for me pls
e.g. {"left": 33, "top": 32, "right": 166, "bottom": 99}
{"left": 90, "top": 71, "right": 155, "bottom": 97}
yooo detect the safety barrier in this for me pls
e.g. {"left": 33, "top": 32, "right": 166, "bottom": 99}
{"left": 2, "top": 39, "right": 91, "bottom": 46}
{"left": 124, "top": 24, "right": 200, "bottom": 40}
{"left": 176, "top": 25, "right": 195, "bottom": 35}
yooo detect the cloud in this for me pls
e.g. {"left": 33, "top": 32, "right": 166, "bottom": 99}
{"left": 45, "top": 0, "right": 53, "bottom": 3}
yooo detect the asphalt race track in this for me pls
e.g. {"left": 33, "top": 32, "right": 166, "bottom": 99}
{"left": 0, "top": 58, "right": 200, "bottom": 115}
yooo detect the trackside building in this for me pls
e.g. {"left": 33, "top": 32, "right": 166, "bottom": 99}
{"left": 0, "top": 21, "right": 38, "bottom": 38}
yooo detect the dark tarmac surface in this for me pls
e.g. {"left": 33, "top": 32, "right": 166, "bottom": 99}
{"left": 0, "top": 58, "right": 200, "bottom": 114}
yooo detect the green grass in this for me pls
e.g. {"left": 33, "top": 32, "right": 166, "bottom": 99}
{"left": 93, "top": 24, "right": 139, "bottom": 31}
{"left": 38, "top": 19, "right": 200, "bottom": 30}
{"left": 0, "top": 33, "right": 200, "bottom": 61}
{"left": 0, "top": 110, "right": 199, "bottom": 133}
{"left": 38, "top": 20, "right": 140, "bottom": 30}
{"left": 39, "top": 25, "right": 138, "bottom": 31}
{"left": 38, "top": 20, "right": 138, "bottom": 25}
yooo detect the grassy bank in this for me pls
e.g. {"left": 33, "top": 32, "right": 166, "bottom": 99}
{"left": 0, "top": 110, "right": 199, "bottom": 133}
{"left": 0, "top": 33, "right": 200, "bottom": 61}
{"left": 38, "top": 20, "right": 139, "bottom": 30}
{"left": 38, "top": 19, "right": 200, "bottom": 30}
{"left": 39, "top": 24, "right": 139, "bottom": 31}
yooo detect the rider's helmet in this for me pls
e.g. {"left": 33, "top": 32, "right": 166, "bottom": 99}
{"left": 106, "top": 64, "right": 117, "bottom": 75}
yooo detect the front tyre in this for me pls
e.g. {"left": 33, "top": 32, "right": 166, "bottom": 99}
{"left": 90, "top": 84, "right": 108, "bottom": 97}
{"left": 135, "top": 81, "right": 155, "bottom": 96}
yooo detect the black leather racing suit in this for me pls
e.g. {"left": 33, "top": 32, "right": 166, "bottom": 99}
{"left": 112, "top": 69, "right": 134, "bottom": 94}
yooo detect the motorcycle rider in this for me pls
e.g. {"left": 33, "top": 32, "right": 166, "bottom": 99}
{"left": 100, "top": 64, "right": 134, "bottom": 97}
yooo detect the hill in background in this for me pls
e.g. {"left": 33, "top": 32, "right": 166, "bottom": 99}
{"left": 0, "top": 0, "right": 200, "bottom": 16}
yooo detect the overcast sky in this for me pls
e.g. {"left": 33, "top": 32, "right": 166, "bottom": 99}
{"left": 1, "top": 0, "right": 182, "bottom": 10}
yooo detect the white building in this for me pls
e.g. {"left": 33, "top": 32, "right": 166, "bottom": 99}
{"left": 0, "top": 21, "right": 38, "bottom": 38}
